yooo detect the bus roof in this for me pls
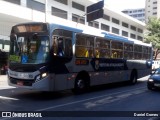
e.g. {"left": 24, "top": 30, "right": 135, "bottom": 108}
{"left": 102, "top": 32, "right": 134, "bottom": 44}
{"left": 49, "top": 23, "right": 83, "bottom": 33}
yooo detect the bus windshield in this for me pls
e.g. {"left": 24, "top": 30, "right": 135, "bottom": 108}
{"left": 9, "top": 34, "right": 49, "bottom": 64}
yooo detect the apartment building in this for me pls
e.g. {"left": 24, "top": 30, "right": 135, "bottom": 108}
{"left": 0, "top": 0, "right": 145, "bottom": 52}
{"left": 122, "top": 8, "right": 145, "bottom": 22}
{"left": 145, "top": 0, "right": 160, "bottom": 23}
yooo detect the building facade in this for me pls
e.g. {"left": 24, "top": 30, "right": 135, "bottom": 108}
{"left": 145, "top": 0, "right": 160, "bottom": 23}
{"left": 0, "top": 0, "right": 145, "bottom": 52}
{"left": 122, "top": 8, "right": 145, "bottom": 22}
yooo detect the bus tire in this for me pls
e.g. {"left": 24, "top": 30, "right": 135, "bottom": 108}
{"left": 73, "top": 72, "right": 90, "bottom": 94}
{"left": 129, "top": 70, "right": 137, "bottom": 85}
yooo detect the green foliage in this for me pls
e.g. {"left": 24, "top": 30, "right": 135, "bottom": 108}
{"left": 144, "top": 17, "right": 160, "bottom": 49}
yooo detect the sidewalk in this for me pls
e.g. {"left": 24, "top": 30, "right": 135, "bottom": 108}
{"left": 0, "top": 75, "right": 8, "bottom": 86}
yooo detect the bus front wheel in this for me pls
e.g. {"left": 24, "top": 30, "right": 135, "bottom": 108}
{"left": 73, "top": 73, "right": 90, "bottom": 94}
{"left": 129, "top": 70, "right": 137, "bottom": 85}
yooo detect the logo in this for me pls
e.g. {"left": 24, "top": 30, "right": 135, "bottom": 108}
{"left": 2, "top": 112, "right": 11, "bottom": 117}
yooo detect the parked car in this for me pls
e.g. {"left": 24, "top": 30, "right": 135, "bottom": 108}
{"left": 147, "top": 68, "right": 160, "bottom": 90}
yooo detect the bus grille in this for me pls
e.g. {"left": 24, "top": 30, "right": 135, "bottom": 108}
{"left": 10, "top": 77, "right": 35, "bottom": 86}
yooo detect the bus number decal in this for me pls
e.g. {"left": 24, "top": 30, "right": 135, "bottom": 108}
{"left": 75, "top": 59, "right": 89, "bottom": 65}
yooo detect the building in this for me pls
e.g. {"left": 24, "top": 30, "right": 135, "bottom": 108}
{"left": 122, "top": 8, "right": 145, "bottom": 22}
{"left": 145, "top": 0, "right": 160, "bottom": 23}
{"left": 0, "top": 0, "right": 145, "bottom": 52}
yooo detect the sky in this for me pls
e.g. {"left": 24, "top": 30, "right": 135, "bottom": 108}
{"left": 104, "top": 0, "right": 146, "bottom": 11}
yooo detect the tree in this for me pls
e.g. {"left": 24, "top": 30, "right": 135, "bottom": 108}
{"left": 144, "top": 17, "right": 160, "bottom": 60}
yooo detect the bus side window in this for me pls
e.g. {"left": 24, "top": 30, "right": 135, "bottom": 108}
{"left": 52, "top": 36, "right": 58, "bottom": 56}
{"left": 95, "top": 49, "right": 100, "bottom": 58}
{"left": 57, "top": 38, "right": 64, "bottom": 56}
{"left": 65, "top": 39, "right": 73, "bottom": 57}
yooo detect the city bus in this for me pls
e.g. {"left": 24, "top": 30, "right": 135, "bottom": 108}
{"left": 8, "top": 22, "right": 152, "bottom": 93}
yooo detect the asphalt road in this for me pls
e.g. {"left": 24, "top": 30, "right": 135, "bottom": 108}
{"left": 0, "top": 76, "right": 160, "bottom": 120}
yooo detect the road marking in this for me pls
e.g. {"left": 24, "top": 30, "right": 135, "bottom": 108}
{"left": 36, "top": 87, "right": 146, "bottom": 111}
{"left": 0, "top": 96, "right": 18, "bottom": 101}
{"left": 0, "top": 87, "right": 15, "bottom": 90}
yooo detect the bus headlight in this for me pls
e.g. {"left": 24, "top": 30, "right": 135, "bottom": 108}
{"left": 148, "top": 79, "right": 153, "bottom": 82}
{"left": 35, "top": 72, "right": 48, "bottom": 82}
{"left": 41, "top": 72, "right": 47, "bottom": 78}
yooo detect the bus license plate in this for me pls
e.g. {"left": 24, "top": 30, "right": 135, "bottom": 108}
{"left": 17, "top": 81, "right": 23, "bottom": 86}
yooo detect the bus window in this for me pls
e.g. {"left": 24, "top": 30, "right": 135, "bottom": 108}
{"left": 111, "top": 41, "right": 123, "bottom": 59}
{"left": 95, "top": 37, "right": 110, "bottom": 58}
{"left": 52, "top": 29, "right": 73, "bottom": 58}
{"left": 95, "top": 49, "right": 100, "bottom": 58}
{"left": 52, "top": 36, "right": 58, "bottom": 56}
{"left": 124, "top": 43, "right": 133, "bottom": 59}
{"left": 75, "top": 34, "right": 94, "bottom": 58}
{"left": 65, "top": 38, "right": 73, "bottom": 57}
{"left": 57, "top": 38, "right": 64, "bottom": 56}
{"left": 134, "top": 45, "right": 142, "bottom": 59}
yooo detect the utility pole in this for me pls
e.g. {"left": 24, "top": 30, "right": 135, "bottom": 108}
{"left": 45, "top": 0, "right": 47, "bottom": 22}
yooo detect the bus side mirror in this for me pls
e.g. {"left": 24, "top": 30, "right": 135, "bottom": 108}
{"left": 10, "top": 34, "right": 17, "bottom": 41}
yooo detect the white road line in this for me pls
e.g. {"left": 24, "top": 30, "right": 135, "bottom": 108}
{"left": 0, "top": 96, "right": 18, "bottom": 100}
{"left": 36, "top": 87, "right": 146, "bottom": 111}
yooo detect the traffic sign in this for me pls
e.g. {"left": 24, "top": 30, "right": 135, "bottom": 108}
{"left": 87, "top": 1, "right": 104, "bottom": 13}
{"left": 86, "top": 1, "right": 104, "bottom": 22}
{"left": 87, "top": 9, "right": 103, "bottom": 22}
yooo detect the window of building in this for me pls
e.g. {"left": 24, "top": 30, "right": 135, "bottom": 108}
{"left": 131, "top": 25, "right": 136, "bottom": 31}
{"left": 138, "top": 10, "right": 143, "bottom": 12}
{"left": 27, "top": 0, "right": 45, "bottom": 12}
{"left": 72, "top": 14, "right": 85, "bottom": 24}
{"left": 54, "top": 0, "right": 68, "bottom": 5}
{"left": 112, "top": 18, "right": 119, "bottom": 24}
{"left": 52, "top": 7, "right": 67, "bottom": 19}
{"left": 4, "top": 0, "right": 20, "bottom": 5}
{"left": 88, "top": 21, "right": 99, "bottom": 29}
{"left": 112, "top": 27, "right": 119, "bottom": 35}
{"left": 153, "top": 7, "right": 157, "bottom": 9}
{"left": 137, "top": 36, "right": 143, "bottom": 41}
{"left": 130, "top": 33, "right": 136, "bottom": 39}
{"left": 103, "top": 14, "right": 110, "bottom": 21}
{"left": 153, "top": 1, "right": 157, "bottom": 4}
{"left": 75, "top": 34, "right": 94, "bottom": 58}
{"left": 133, "top": 10, "right": 137, "bottom": 13}
{"left": 153, "top": 12, "right": 157, "bottom": 15}
{"left": 138, "top": 28, "right": 143, "bottom": 33}
{"left": 122, "top": 22, "right": 128, "bottom": 28}
{"left": 72, "top": 2, "right": 85, "bottom": 11}
{"left": 122, "top": 31, "right": 128, "bottom": 37}
{"left": 101, "top": 23, "right": 110, "bottom": 32}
